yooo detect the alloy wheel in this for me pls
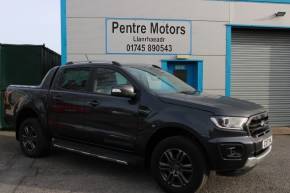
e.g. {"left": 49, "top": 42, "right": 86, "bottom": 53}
{"left": 159, "top": 148, "right": 193, "bottom": 188}
{"left": 21, "top": 125, "right": 37, "bottom": 152}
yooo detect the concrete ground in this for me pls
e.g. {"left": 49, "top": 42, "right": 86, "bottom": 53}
{"left": 0, "top": 133, "right": 289, "bottom": 193}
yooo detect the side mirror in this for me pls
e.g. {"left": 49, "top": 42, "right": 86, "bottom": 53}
{"left": 111, "top": 84, "right": 136, "bottom": 98}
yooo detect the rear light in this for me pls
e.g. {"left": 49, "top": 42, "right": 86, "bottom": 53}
{"left": 4, "top": 91, "right": 8, "bottom": 106}
{"left": 3, "top": 90, "right": 12, "bottom": 108}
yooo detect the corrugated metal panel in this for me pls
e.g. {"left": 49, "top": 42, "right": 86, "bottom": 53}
{"left": 0, "top": 45, "right": 4, "bottom": 89}
{"left": 231, "top": 29, "right": 290, "bottom": 127}
{"left": 0, "top": 44, "right": 60, "bottom": 90}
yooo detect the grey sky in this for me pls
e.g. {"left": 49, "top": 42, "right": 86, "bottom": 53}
{"left": 0, "top": 0, "right": 60, "bottom": 54}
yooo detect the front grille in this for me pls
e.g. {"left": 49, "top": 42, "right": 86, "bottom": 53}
{"left": 247, "top": 112, "right": 270, "bottom": 138}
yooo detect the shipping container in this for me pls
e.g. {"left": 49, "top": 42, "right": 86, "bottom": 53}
{"left": 0, "top": 44, "right": 60, "bottom": 90}
{"left": 0, "top": 44, "right": 60, "bottom": 129}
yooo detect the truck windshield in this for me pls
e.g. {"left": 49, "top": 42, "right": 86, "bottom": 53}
{"left": 124, "top": 66, "right": 196, "bottom": 94}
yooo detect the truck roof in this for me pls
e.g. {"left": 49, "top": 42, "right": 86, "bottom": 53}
{"left": 63, "top": 61, "right": 160, "bottom": 69}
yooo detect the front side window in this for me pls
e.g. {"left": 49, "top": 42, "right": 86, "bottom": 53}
{"left": 124, "top": 66, "right": 195, "bottom": 94}
{"left": 58, "top": 68, "right": 91, "bottom": 91}
{"left": 92, "top": 68, "right": 129, "bottom": 95}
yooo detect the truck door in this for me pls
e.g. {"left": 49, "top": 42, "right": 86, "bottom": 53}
{"left": 81, "top": 67, "right": 140, "bottom": 151}
{"left": 47, "top": 67, "right": 95, "bottom": 142}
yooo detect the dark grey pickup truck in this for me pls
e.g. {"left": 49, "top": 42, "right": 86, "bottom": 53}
{"left": 4, "top": 61, "right": 272, "bottom": 193}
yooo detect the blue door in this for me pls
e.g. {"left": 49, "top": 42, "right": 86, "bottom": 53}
{"left": 161, "top": 60, "right": 203, "bottom": 92}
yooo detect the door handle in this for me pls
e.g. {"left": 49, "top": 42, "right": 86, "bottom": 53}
{"left": 138, "top": 106, "right": 151, "bottom": 116}
{"left": 52, "top": 95, "right": 62, "bottom": 101}
{"left": 88, "top": 100, "right": 99, "bottom": 107}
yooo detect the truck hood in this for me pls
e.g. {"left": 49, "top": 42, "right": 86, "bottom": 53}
{"left": 158, "top": 93, "right": 265, "bottom": 117}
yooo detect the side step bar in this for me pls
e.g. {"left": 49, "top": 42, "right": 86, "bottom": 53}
{"left": 52, "top": 138, "right": 143, "bottom": 166}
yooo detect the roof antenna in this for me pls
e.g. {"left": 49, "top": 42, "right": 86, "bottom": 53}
{"left": 112, "top": 61, "right": 121, "bottom": 66}
{"left": 84, "top": 54, "right": 91, "bottom": 63}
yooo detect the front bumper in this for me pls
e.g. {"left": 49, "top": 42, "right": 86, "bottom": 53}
{"left": 243, "top": 145, "right": 272, "bottom": 170}
{"left": 207, "top": 131, "right": 272, "bottom": 175}
{"left": 216, "top": 145, "right": 272, "bottom": 176}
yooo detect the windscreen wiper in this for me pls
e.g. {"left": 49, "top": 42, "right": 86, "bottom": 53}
{"left": 179, "top": 90, "right": 197, "bottom": 95}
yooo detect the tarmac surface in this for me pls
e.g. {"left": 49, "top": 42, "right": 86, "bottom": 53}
{"left": 0, "top": 132, "right": 289, "bottom": 193}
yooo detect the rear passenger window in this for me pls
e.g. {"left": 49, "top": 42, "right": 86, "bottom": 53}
{"left": 58, "top": 68, "right": 91, "bottom": 91}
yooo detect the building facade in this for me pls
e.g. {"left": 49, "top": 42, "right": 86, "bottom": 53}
{"left": 61, "top": 0, "right": 290, "bottom": 126}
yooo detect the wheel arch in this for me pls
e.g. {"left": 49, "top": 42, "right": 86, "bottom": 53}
{"left": 15, "top": 108, "right": 40, "bottom": 140}
{"left": 145, "top": 126, "right": 211, "bottom": 169}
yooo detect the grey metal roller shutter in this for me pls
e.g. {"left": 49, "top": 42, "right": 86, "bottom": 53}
{"left": 231, "top": 28, "right": 290, "bottom": 127}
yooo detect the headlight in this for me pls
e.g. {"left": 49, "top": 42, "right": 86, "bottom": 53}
{"left": 210, "top": 116, "right": 248, "bottom": 130}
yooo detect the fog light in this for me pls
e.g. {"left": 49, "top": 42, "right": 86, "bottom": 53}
{"left": 220, "top": 144, "right": 244, "bottom": 160}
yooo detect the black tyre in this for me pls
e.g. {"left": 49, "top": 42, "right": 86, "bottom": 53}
{"left": 19, "top": 118, "right": 51, "bottom": 157}
{"left": 151, "top": 136, "right": 208, "bottom": 193}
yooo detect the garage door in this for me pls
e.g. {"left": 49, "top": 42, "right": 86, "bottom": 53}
{"left": 231, "top": 28, "right": 290, "bottom": 127}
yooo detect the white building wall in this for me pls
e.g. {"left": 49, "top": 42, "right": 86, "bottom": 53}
{"left": 65, "top": 0, "right": 290, "bottom": 95}
{"left": 230, "top": 2, "right": 290, "bottom": 26}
